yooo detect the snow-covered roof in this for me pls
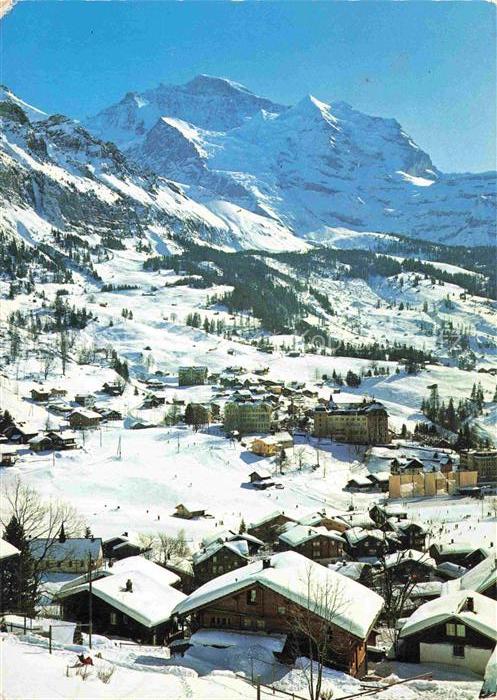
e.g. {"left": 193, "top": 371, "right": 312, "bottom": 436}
{"left": 278, "top": 524, "right": 344, "bottom": 547}
{"left": 201, "top": 529, "right": 264, "bottom": 549}
{"left": 400, "top": 591, "right": 497, "bottom": 642}
{"left": 29, "top": 434, "right": 52, "bottom": 444}
{"left": 395, "top": 519, "right": 426, "bottom": 534}
{"left": 0, "top": 538, "right": 20, "bottom": 560}
{"left": 248, "top": 510, "right": 292, "bottom": 529}
{"left": 443, "top": 555, "right": 497, "bottom": 596}
{"left": 29, "top": 538, "right": 102, "bottom": 562}
{"left": 339, "top": 512, "right": 375, "bottom": 530}
{"left": 253, "top": 432, "right": 292, "bottom": 446}
{"left": 173, "top": 551, "right": 384, "bottom": 641}
{"left": 59, "top": 570, "right": 186, "bottom": 628}
{"left": 345, "top": 527, "right": 389, "bottom": 546}
{"left": 107, "top": 556, "right": 181, "bottom": 587}
{"left": 383, "top": 550, "right": 435, "bottom": 569}
{"left": 193, "top": 539, "right": 249, "bottom": 566}
{"left": 328, "top": 561, "right": 370, "bottom": 581}
{"left": 436, "top": 562, "right": 467, "bottom": 579}
{"left": 409, "top": 581, "right": 443, "bottom": 599}
{"left": 347, "top": 474, "right": 372, "bottom": 487}
{"left": 431, "top": 541, "right": 475, "bottom": 556}
{"left": 70, "top": 409, "right": 101, "bottom": 420}
{"left": 249, "top": 468, "right": 272, "bottom": 479}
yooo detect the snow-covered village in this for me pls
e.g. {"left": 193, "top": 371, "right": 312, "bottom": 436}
{"left": 0, "top": 3, "right": 496, "bottom": 699}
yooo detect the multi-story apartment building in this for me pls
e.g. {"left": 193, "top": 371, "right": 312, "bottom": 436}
{"left": 224, "top": 399, "right": 273, "bottom": 435}
{"left": 459, "top": 449, "right": 497, "bottom": 482}
{"left": 313, "top": 400, "right": 389, "bottom": 444}
{"left": 178, "top": 366, "right": 208, "bottom": 387}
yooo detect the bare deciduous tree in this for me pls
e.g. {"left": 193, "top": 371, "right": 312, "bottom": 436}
{"left": 289, "top": 565, "right": 349, "bottom": 700}
{"left": 156, "top": 529, "right": 190, "bottom": 565}
{"left": 1, "top": 479, "right": 84, "bottom": 608}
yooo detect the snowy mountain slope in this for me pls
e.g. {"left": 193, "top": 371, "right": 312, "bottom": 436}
{"left": 0, "top": 90, "right": 306, "bottom": 257}
{"left": 87, "top": 76, "right": 496, "bottom": 247}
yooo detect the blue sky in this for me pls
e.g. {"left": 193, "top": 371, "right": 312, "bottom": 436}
{"left": 1, "top": 1, "right": 495, "bottom": 173}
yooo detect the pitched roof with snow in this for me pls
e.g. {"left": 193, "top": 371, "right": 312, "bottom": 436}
{"left": 278, "top": 524, "right": 344, "bottom": 547}
{"left": 443, "top": 555, "right": 497, "bottom": 596}
{"left": 0, "top": 538, "right": 20, "bottom": 560}
{"left": 59, "top": 570, "right": 185, "bottom": 628}
{"left": 400, "top": 590, "right": 497, "bottom": 642}
{"left": 248, "top": 510, "right": 294, "bottom": 530}
{"left": 383, "top": 550, "right": 435, "bottom": 569}
{"left": 57, "top": 556, "right": 183, "bottom": 627}
{"left": 193, "top": 539, "right": 249, "bottom": 566}
{"left": 345, "top": 527, "right": 390, "bottom": 546}
{"left": 173, "top": 551, "right": 384, "bottom": 640}
{"left": 29, "top": 538, "right": 102, "bottom": 562}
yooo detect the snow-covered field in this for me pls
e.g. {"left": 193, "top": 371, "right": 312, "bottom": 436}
{"left": 1, "top": 632, "right": 484, "bottom": 700}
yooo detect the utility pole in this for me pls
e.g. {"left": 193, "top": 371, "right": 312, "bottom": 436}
{"left": 88, "top": 554, "right": 93, "bottom": 650}
{"left": 117, "top": 436, "right": 122, "bottom": 460}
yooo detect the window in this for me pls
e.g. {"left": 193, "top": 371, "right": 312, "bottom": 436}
{"left": 247, "top": 589, "right": 257, "bottom": 605}
{"left": 110, "top": 612, "right": 118, "bottom": 626}
{"left": 446, "top": 623, "right": 465, "bottom": 638}
{"left": 277, "top": 606, "right": 286, "bottom": 615}
{"left": 256, "top": 619, "right": 265, "bottom": 630}
{"left": 453, "top": 644, "right": 465, "bottom": 658}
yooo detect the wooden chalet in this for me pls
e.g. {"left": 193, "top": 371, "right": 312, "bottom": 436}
{"left": 277, "top": 524, "right": 345, "bottom": 564}
{"left": 103, "top": 534, "right": 143, "bottom": 561}
{"left": 193, "top": 540, "right": 250, "bottom": 586}
{"left": 399, "top": 592, "right": 497, "bottom": 676}
{"left": 3, "top": 423, "right": 38, "bottom": 444}
{"left": 249, "top": 468, "right": 272, "bottom": 484}
{"left": 344, "top": 527, "right": 399, "bottom": 559}
{"left": 74, "top": 393, "right": 96, "bottom": 407}
{"left": 30, "top": 387, "right": 51, "bottom": 402}
{"left": 379, "top": 549, "right": 436, "bottom": 584}
{"left": 69, "top": 409, "right": 101, "bottom": 429}
{"left": 172, "top": 552, "right": 384, "bottom": 678}
{"left": 57, "top": 557, "right": 185, "bottom": 644}
{"left": 298, "top": 511, "right": 349, "bottom": 534}
{"left": 47, "top": 431, "right": 78, "bottom": 450}
{"left": 29, "top": 435, "right": 53, "bottom": 453}
{"left": 0, "top": 449, "right": 18, "bottom": 467}
{"left": 393, "top": 520, "right": 427, "bottom": 551}
{"left": 429, "top": 542, "right": 477, "bottom": 567}
{"left": 174, "top": 503, "right": 207, "bottom": 520}
{"left": 247, "top": 511, "right": 296, "bottom": 544}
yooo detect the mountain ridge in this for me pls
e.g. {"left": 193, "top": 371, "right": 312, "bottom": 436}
{"left": 85, "top": 75, "right": 496, "bottom": 247}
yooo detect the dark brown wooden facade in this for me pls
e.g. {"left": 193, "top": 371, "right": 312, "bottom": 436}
{"left": 193, "top": 546, "right": 248, "bottom": 586}
{"left": 61, "top": 589, "right": 175, "bottom": 644}
{"left": 278, "top": 535, "right": 344, "bottom": 565}
{"left": 181, "top": 582, "right": 371, "bottom": 677}
{"left": 248, "top": 514, "right": 295, "bottom": 543}
{"left": 400, "top": 616, "right": 495, "bottom": 664}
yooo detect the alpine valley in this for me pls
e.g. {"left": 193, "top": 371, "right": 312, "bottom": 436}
{"left": 1, "top": 75, "right": 497, "bottom": 700}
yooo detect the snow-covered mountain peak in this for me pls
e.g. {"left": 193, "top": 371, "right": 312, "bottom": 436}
{"left": 184, "top": 74, "right": 257, "bottom": 97}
